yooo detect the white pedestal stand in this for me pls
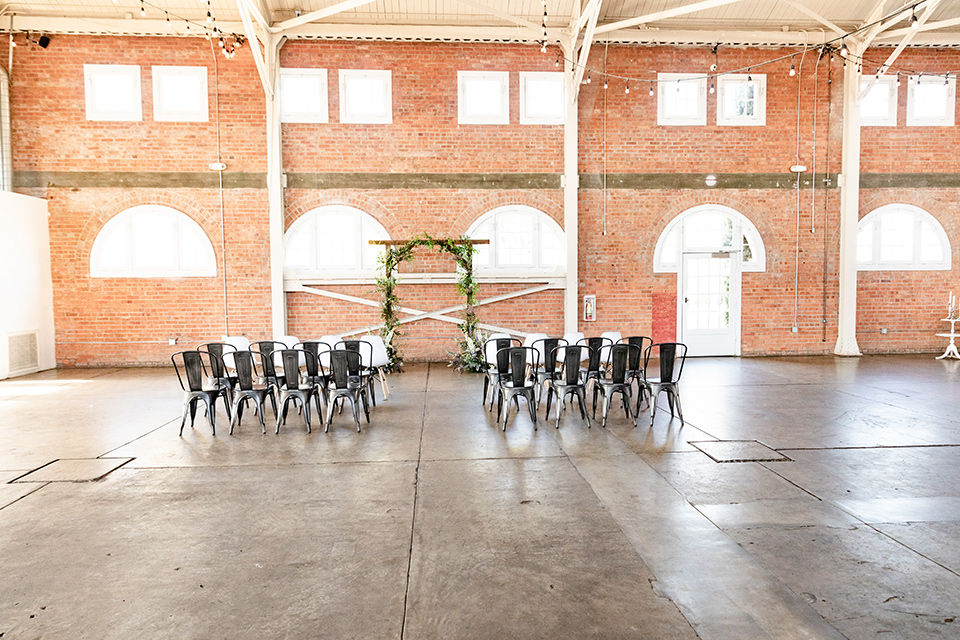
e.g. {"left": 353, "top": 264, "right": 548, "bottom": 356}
{"left": 936, "top": 317, "right": 960, "bottom": 360}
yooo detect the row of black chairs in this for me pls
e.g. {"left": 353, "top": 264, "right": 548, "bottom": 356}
{"left": 172, "top": 339, "right": 382, "bottom": 436}
{"left": 481, "top": 335, "right": 687, "bottom": 431}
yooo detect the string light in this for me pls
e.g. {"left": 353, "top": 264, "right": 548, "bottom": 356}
{"left": 945, "top": 73, "right": 950, "bottom": 86}
{"left": 918, "top": 73, "right": 923, "bottom": 86}
{"left": 896, "top": 73, "right": 902, "bottom": 87}
{"left": 165, "top": 11, "right": 170, "bottom": 25}
{"left": 625, "top": 81, "right": 629, "bottom": 94}
{"left": 140, "top": 0, "right": 145, "bottom": 17}
{"left": 911, "top": 7, "right": 919, "bottom": 29}
{"left": 586, "top": 73, "right": 591, "bottom": 84}
{"left": 839, "top": 41, "right": 848, "bottom": 58}
{"left": 789, "top": 60, "right": 796, "bottom": 76}
{"left": 603, "top": 78, "right": 608, "bottom": 90}
{"left": 649, "top": 82, "right": 654, "bottom": 96}
{"left": 747, "top": 69, "right": 753, "bottom": 83}
{"left": 709, "top": 81, "right": 715, "bottom": 94}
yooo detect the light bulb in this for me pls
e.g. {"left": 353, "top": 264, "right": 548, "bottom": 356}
{"left": 911, "top": 13, "right": 919, "bottom": 29}
{"left": 789, "top": 64, "right": 796, "bottom": 76}
{"left": 625, "top": 82, "right": 630, "bottom": 94}
{"left": 709, "top": 83, "right": 715, "bottom": 94}
{"left": 649, "top": 85, "right": 654, "bottom": 96}
{"left": 710, "top": 63, "right": 717, "bottom": 72}
{"left": 586, "top": 74, "right": 591, "bottom": 84}
{"left": 603, "top": 79, "right": 608, "bottom": 89}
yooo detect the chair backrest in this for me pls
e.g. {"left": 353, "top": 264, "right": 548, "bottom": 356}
{"left": 230, "top": 350, "right": 261, "bottom": 391}
{"left": 361, "top": 334, "right": 390, "bottom": 367}
{"left": 252, "top": 340, "right": 286, "bottom": 377}
{"left": 296, "top": 342, "right": 327, "bottom": 376}
{"left": 534, "top": 338, "right": 566, "bottom": 375}
{"left": 198, "top": 348, "right": 227, "bottom": 379}
{"left": 275, "top": 335, "right": 300, "bottom": 349}
{"left": 279, "top": 349, "right": 311, "bottom": 388}
{"left": 336, "top": 339, "right": 374, "bottom": 367}
{"left": 559, "top": 345, "right": 590, "bottom": 385}
{"left": 599, "top": 331, "right": 622, "bottom": 363}
{"left": 578, "top": 336, "right": 612, "bottom": 372}
{"left": 172, "top": 350, "right": 209, "bottom": 392}
{"left": 198, "top": 342, "right": 235, "bottom": 360}
{"left": 608, "top": 343, "right": 640, "bottom": 384}
{"left": 484, "top": 336, "right": 520, "bottom": 368}
{"left": 222, "top": 335, "right": 251, "bottom": 351}
{"left": 624, "top": 336, "right": 652, "bottom": 371}
{"left": 645, "top": 342, "right": 688, "bottom": 384}
{"left": 328, "top": 349, "right": 362, "bottom": 389}
{"left": 298, "top": 340, "right": 333, "bottom": 367}
{"left": 498, "top": 346, "right": 537, "bottom": 385}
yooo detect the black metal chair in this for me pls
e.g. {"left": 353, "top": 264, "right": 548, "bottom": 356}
{"left": 643, "top": 342, "right": 688, "bottom": 427}
{"left": 545, "top": 344, "right": 592, "bottom": 429}
{"left": 496, "top": 346, "right": 539, "bottom": 431}
{"left": 530, "top": 337, "right": 567, "bottom": 409}
{"left": 227, "top": 350, "right": 276, "bottom": 435}
{"left": 198, "top": 342, "right": 237, "bottom": 395}
{"left": 276, "top": 349, "right": 319, "bottom": 434}
{"left": 295, "top": 340, "right": 332, "bottom": 405}
{"left": 577, "top": 336, "right": 613, "bottom": 415}
{"left": 252, "top": 340, "right": 287, "bottom": 399}
{"left": 482, "top": 335, "right": 521, "bottom": 410}
{"left": 336, "top": 340, "right": 377, "bottom": 406}
{"left": 321, "top": 349, "right": 370, "bottom": 432}
{"left": 172, "top": 350, "right": 231, "bottom": 436}
{"left": 622, "top": 336, "right": 653, "bottom": 413}
{"left": 595, "top": 343, "right": 642, "bottom": 428}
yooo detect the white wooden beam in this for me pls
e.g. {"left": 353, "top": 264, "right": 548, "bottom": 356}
{"left": 273, "top": 0, "right": 378, "bottom": 32}
{"left": 238, "top": 0, "right": 270, "bottom": 32}
{"left": 594, "top": 0, "right": 746, "bottom": 35}
{"left": 880, "top": 12, "right": 960, "bottom": 39}
{"left": 572, "top": 0, "right": 602, "bottom": 38}
{"left": 447, "top": 0, "right": 561, "bottom": 40}
{"left": 236, "top": 0, "right": 272, "bottom": 97}
{"left": 562, "top": 40, "right": 579, "bottom": 334}
{"left": 782, "top": 1, "right": 846, "bottom": 37}
{"left": 572, "top": 0, "right": 602, "bottom": 92}
{"left": 863, "top": 0, "right": 940, "bottom": 97}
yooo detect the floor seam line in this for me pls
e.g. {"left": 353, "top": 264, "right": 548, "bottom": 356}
{"left": 399, "top": 362, "right": 429, "bottom": 639}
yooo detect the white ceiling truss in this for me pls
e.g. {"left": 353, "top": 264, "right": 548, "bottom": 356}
{"left": 4, "top": 1, "right": 960, "bottom": 48}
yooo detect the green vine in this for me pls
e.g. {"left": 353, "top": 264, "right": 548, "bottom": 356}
{"left": 374, "top": 233, "right": 484, "bottom": 372}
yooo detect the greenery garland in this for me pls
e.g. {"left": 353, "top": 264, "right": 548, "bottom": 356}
{"left": 375, "top": 233, "right": 485, "bottom": 372}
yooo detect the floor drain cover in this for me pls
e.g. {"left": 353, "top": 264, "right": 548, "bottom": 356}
{"left": 688, "top": 440, "right": 791, "bottom": 463}
{"left": 11, "top": 458, "right": 134, "bottom": 483}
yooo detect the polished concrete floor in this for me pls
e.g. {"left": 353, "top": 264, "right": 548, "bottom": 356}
{"left": 2, "top": 355, "right": 960, "bottom": 639}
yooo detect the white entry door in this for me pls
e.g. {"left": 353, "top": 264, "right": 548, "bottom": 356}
{"left": 679, "top": 251, "right": 741, "bottom": 356}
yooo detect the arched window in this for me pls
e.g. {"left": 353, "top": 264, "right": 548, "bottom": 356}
{"left": 466, "top": 205, "right": 565, "bottom": 274}
{"left": 654, "top": 205, "right": 765, "bottom": 273}
{"left": 283, "top": 205, "right": 389, "bottom": 279}
{"left": 857, "top": 204, "right": 951, "bottom": 270}
{"left": 90, "top": 205, "right": 216, "bottom": 277}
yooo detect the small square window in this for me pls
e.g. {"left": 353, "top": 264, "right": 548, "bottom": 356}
{"left": 907, "top": 75, "right": 955, "bottom": 126}
{"left": 520, "top": 72, "right": 564, "bottom": 125}
{"left": 658, "top": 73, "right": 706, "bottom": 126}
{"left": 84, "top": 64, "right": 142, "bottom": 122}
{"left": 339, "top": 69, "right": 392, "bottom": 124}
{"left": 859, "top": 77, "right": 898, "bottom": 126}
{"left": 716, "top": 74, "right": 765, "bottom": 126}
{"left": 458, "top": 71, "right": 509, "bottom": 125}
{"left": 280, "top": 68, "right": 329, "bottom": 123}
{"left": 152, "top": 66, "right": 208, "bottom": 122}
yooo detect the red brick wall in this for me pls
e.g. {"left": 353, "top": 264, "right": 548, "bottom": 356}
{"left": 7, "top": 36, "right": 957, "bottom": 365}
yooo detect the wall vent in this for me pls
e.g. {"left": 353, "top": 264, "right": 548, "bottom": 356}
{"left": 8, "top": 331, "right": 40, "bottom": 375}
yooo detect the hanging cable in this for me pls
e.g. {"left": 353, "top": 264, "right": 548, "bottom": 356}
{"left": 793, "top": 38, "right": 808, "bottom": 332}
{"left": 602, "top": 42, "right": 608, "bottom": 237}
{"left": 822, "top": 55, "right": 835, "bottom": 342}
{"left": 209, "top": 37, "right": 229, "bottom": 336}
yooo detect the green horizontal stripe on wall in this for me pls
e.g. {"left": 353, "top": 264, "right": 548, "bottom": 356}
{"left": 284, "top": 172, "right": 561, "bottom": 189}
{"left": 14, "top": 171, "right": 960, "bottom": 191}
{"left": 14, "top": 171, "right": 267, "bottom": 189}
{"left": 578, "top": 173, "right": 841, "bottom": 190}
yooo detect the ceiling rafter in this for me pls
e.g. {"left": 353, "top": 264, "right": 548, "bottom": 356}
{"left": 572, "top": 0, "right": 602, "bottom": 94}
{"left": 447, "top": 0, "right": 561, "bottom": 40}
{"left": 236, "top": 0, "right": 272, "bottom": 96}
{"left": 238, "top": 0, "right": 270, "bottom": 32}
{"left": 782, "top": 0, "right": 846, "bottom": 36}
{"left": 273, "top": 0, "right": 379, "bottom": 32}
{"left": 862, "top": 0, "right": 942, "bottom": 98}
{"left": 593, "top": 0, "right": 747, "bottom": 35}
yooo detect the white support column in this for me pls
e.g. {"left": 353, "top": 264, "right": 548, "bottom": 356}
{"left": 835, "top": 48, "right": 863, "bottom": 356}
{"left": 264, "top": 34, "right": 286, "bottom": 337}
{"left": 563, "top": 41, "right": 579, "bottom": 333}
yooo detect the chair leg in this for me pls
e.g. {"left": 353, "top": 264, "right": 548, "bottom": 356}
{"left": 601, "top": 388, "right": 611, "bottom": 429}
{"left": 276, "top": 396, "right": 287, "bottom": 434}
{"left": 256, "top": 397, "right": 266, "bottom": 434}
{"left": 526, "top": 390, "right": 537, "bottom": 429}
{"left": 229, "top": 398, "right": 239, "bottom": 435}
{"left": 304, "top": 396, "right": 312, "bottom": 433}
{"left": 351, "top": 395, "right": 362, "bottom": 432}
{"left": 482, "top": 374, "right": 489, "bottom": 406}
{"left": 361, "top": 390, "right": 370, "bottom": 423}
{"left": 673, "top": 389, "right": 684, "bottom": 426}
{"left": 324, "top": 394, "right": 336, "bottom": 433}
{"left": 555, "top": 390, "right": 564, "bottom": 429}
{"left": 188, "top": 398, "right": 198, "bottom": 428}
{"left": 649, "top": 386, "right": 659, "bottom": 427}
{"left": 502, "top": 391, "right": 511, "bottom": 431}
{"left": 544, "top": 384, "right": 553, "bottom": 419}
{"left": 205, "top": 397, "right": 216, "bottom": 436}
{"left": 576, "top": 388, "right": 591, "bottom": 428}
{"left": 179, "top": 399, "right": 190, "bottom": 436}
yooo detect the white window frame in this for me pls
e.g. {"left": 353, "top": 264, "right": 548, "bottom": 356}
{"left": 339, "top": 69, "right": 392, "bottom": 124}
{"left": 859, "top": 76, "right": 898, "bottom": 126}
{"left": 857, "top": 204, "right": 951, "bottom": 271}
{"left": 282, "top": 205, "right": 390, "bottom": 281}
{"left": 466, "top": 205, "right": 566, "bottom": 277}
{"left": 279, "top": 68, "right": 329, "bottom": 123}
{"left": 84, "top": 64, "right": 142, "bottom": 122}
{"left": 907, "top": 75, "right": 956, "bottom": 126}
{"left": 657, "top": 73, "right": 707, "bottom": 126}
{"left": 152, "top": 66, "right": 208, "bottom": 122}
{"left": 90, "top": 205, "right": 216, "bottom": 278}
{"left": 519, "top": 71, "right": 564, "bottom": 125}
{"left": 716, "top": 73, "right": 766, "bottom": 126}
{"left": 654, "top": 204, "right": 766, "bottom": 273}
{"left": 458, "top": 71, "right": 509, "bottom": 125}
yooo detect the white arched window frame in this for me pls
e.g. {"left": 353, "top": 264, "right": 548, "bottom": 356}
{"left": 283, "top": 205, "right": 389, "bottom": 281}
{"left": 857, "top": 204, "right": 951, "bottom": 271}
{"left": 466, "top": 205, "right": 566, "bottom": 276}
{"left": 653, "top": 205, "right": 766, "bottom": 273}
{"left": 90, "top": 205, "right": 216, "bottom": 278}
